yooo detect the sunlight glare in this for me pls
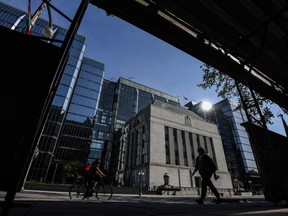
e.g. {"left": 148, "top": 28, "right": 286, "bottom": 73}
{"left": 201, "top": 101, "right": 212, "bottom": 111}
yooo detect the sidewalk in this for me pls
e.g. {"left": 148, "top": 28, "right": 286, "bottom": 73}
{"left": 1, "top": 189, "right": 287, "bottom": 216}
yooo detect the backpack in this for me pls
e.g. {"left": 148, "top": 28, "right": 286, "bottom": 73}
{"left": 84, "top": 163, "right": 92, "bottom": 172}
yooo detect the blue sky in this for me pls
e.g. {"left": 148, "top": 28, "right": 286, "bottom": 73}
{"left": 3, "top": 0, "right": 287, "bottom": 136}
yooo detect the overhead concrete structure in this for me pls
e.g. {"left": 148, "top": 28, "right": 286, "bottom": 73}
{"left": 90, "top": 0, "right": 288, "bottom": 111}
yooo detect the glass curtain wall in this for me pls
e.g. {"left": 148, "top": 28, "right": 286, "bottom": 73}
{"left": 27, "top": 26, "right": 87, "bottom": 182}
{"left": 92, "top": 79, "right": 116, "bottom": 171}
{"left": 114, "top": 77, "right": 180, "bottom": 131}
{"left": 0, "top": 2, "right": 105, "bottom": 182}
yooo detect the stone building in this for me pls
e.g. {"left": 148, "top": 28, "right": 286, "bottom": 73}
{"left": 116, "top": 100, "right": 233, "bottom": 195}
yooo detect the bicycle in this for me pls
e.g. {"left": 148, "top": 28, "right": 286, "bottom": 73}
{"left": 68, "top": 175, "right": 87, "bottom": 200}
{"left": 69, "top": 175, "right": 113, "bottom": 201}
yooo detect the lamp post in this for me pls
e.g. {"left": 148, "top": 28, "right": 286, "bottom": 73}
{"left": 163, "top": 173, "right": 170, "bottom": 186}
{"left": 234, "top": 178, "right": 240, "bottom": 193}
{"left": 248, "top": 180, "right": 253, "bottom": 194}
{"left": 138, "top": 171, "right": 144, "bottom": 195}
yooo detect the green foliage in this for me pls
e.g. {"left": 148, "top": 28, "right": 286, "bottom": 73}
{"left": 63, "top": 160, "right": 84, "bottom": 179}
{"left": 198, "top": 63, "right": 277, "bottom": 125}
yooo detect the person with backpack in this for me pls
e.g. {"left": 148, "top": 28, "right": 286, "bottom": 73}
{"left": 192, "top": 147, "right": 221, "bottom": 204}
{"left": 88, "top": 160, "right": 106, "bottom": 190}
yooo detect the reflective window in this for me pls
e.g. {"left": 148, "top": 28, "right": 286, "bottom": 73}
{"left": 52, "top": 95, "right": 66, "bottom": 107}
{"left": 60, "top": 74, "right": 74, "bottom": 86}
{"left": 56, "top": 85, "right": 71, "bottom": 97}
{"left": 66, "top": 113, "right": 93, "bottom": 124}
{"left": 69, "top": 103, "right": 95, "bottom": 118}
{"left": 90, "top": 140, "right": 104, "bottom": 149}
{"left": 240, "top": 144, "right": 252, "bottom": 152}
{"left": 244, "top": 160, "right": 258, "bottom": 170}
{"left": 71, "top": 95, "right": 98, "bottom": 109}
{"left": 77, "top": 77, "right": 101, "bottom": 91}
{"left": 242, "top": 151, "right": 255, "bottom": 160}
{"left": 138, "top": 90, "right": 152, "bottom": 111}
{"left": 88, "top": 149, "right": 102, "bottom": 159}
{"left": 74, "top": 85, "right": 99, "bottom": 97}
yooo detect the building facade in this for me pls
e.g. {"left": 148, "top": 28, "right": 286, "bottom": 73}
{"left": 117, "top": 100, "right": 233, "bottom": 195}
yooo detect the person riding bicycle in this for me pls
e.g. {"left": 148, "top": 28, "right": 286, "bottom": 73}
{"left": 69, "top": 160, "right": 112, "bottom": 200}
{"left": 88, "top": 160, "right": 106, "bottom": 190}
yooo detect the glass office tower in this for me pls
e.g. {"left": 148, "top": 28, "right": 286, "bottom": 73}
{"left": 0, "top": 2, "right": 105, "bottom": 182}
{"left": 113, "top": 77, "right": 180, "bottom": 131}
{"left": 90, "top": 79, "right": 116, "bottom": 170}
{"left": 47, "top": 57, "right": 104, "bottom": 183}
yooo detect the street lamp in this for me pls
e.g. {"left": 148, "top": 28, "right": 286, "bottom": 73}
{"left": 248, "top": 180, "right": 253, "bottom": 194}
{"left": 42, "top": 2, "right": 56, "bottom": 39}
{"left": 42, "top": 26, "right": 54, "bottom": 38}
{"left": 138, "top": 171, "right": 145, "bottom": 195}
{"left": 233, "top": 178, "right": 240, "bottom": 193}
{"left": 163, "top": 173, "right": 170, "bottom": 186}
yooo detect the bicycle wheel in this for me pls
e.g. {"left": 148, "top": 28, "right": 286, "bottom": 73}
{"left": 69, "top": 183, "right": 86, "bottom": 199}
{"left": 95, "top": 184, "right": 113, "bottom": 200}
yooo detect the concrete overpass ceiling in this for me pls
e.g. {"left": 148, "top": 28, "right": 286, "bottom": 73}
{"left": 90, "top": 0, "right": 288, "bottom": 110}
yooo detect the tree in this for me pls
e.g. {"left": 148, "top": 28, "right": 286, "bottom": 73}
{"left": 197, "top": 63, "right": 287, "bottom": 125}
{"left": 63, "top": 160, "right": 84, "bottom": 179}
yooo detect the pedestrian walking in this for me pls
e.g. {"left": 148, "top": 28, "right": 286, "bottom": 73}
{"left": 192, "top": 147, "right": 221, "bottom": 204}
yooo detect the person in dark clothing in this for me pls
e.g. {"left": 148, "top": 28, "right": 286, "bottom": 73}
{"left": 192, "top": 147, "right": 221, "bottom": 204}
{"left": 89, "top": 160, "right": 106, "bottom": 190}
{"left": 82, "top": 160, "right": 106, "bottom": 199}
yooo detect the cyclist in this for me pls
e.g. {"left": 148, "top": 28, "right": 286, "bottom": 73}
{"left": 88, "top": 160, "right": 106, "bottom": 190}
{"left": 69, "top": 160, "right": 113, "bottom": 200}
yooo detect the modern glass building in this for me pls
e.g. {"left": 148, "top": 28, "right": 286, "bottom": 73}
{"left": 95, "top": 77, "right": 181, "bottom": 173}
{"left": 113, "top": 77, "right": 180, "bottom": 131}
{"left": 0, "top": 2, "right": 105, "bottom": 183}
{"left": 46, "top": 57, "right": 104, "bottom": 183}
{"left": 91, "top": 79, "right": 116, "bottom": 170}
{"left": 186, "top": 98, "right": 261, "bottom": 192}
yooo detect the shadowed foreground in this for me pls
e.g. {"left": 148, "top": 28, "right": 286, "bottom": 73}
{"left": 1, "top": 190, "right": 287, "bottom": 216}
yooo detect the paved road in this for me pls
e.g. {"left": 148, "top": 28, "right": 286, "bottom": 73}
{"left": 0, "top": 190, "right": 287, "bottom": 216}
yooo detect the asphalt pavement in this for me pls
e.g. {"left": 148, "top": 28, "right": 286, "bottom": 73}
{"left": 0, "top": 189, "right": 287, "bottom": 216}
